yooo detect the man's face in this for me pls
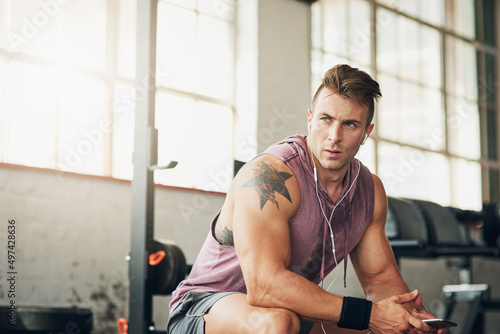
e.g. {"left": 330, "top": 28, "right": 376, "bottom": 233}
{"left": 307, "top": 89, "right": 373, "bottom": 176}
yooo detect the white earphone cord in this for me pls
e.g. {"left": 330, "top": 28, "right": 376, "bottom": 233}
{"left": 314, "top": 159, "right": 361, "bottom": 292}
{"left": 311, "top": 150, "right": 362, "bottom": 334}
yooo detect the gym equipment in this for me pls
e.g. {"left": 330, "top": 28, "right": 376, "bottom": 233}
{"left": 385, "top": 197, "right": 500, "bottom": 334}
{"left": 124, "top": 0, "right": 162, "bottom": 332}
{"left": 119, "top": 240, "right": 188, "bottom": 333}
{"left": 121, "top": 2, "right": 189, "bottom": 333}
{"left": 386, "top": 197, "right": 499, "bottom": 260}
{"left": 148, "top": 240, "right": 187, "bottom": 296}
{"left": 441, "top": 205, "right": 500, "bottom": 334}
{"left": 481, "top": 203, "right": 500, "bottom": 248}
{"left": 385, "top": 196, "right": 432, "bottom": 259}
{"left": 0, "top": 306, "right": 93, "bottom": 334}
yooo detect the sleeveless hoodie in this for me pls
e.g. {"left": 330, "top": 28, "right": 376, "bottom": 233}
{"left": 169, "top": 135, "right": 375, "bottom": 313}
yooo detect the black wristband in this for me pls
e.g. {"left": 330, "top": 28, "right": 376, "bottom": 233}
{"left": 337, "top": 296, "right": 372, "bottom": 330}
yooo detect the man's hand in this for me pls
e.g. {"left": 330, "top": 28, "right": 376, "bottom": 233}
{"left": 411, "top": 290, "right": 448, "bottom": 334}
{"left": 368, "top": 290, "right": 433, "bottom": 333}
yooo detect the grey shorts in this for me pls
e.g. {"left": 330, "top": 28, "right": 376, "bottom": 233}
{"left": 166, "top": 290, "right": 314, "bottom": 334}
{"left": 167, "top": 291, "right": 236, "bottom": 333}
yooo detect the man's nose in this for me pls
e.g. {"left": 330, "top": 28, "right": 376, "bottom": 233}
{"left": 328, "top": 123, "right": 342, "bottom": 142}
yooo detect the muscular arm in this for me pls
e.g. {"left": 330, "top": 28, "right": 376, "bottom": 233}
{"left": 349, "top": 174, "right": 436, "bottom": 333}
{"left": 225, "top": 155, "right": 343, "bottom": 323}
{"left": 350, "top": 174, "right": 410, "bottom": 302}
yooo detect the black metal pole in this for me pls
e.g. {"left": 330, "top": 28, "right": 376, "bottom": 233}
{"left": 129, "top": 0, "right": 157, "bottom": 333}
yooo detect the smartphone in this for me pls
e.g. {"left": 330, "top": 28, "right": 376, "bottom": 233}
{"left": 423, "top": 319, "right": 457, "bottom": 328}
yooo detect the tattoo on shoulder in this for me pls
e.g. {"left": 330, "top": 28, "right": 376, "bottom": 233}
{"left": 242, "top": 161, "right": 293, "bottom": 210}
{"left": 215, "top": 223, "right": 234, "bottom": 246}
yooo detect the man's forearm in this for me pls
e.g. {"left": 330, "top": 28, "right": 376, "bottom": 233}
{"left": 364, "top": 274, "right": 415, "bottom": 314}
{"left": 246, "top": 268, "right": 344, "bottom": 323}
{"left": 366, "top": 279, "right": 410, "bottom": 302}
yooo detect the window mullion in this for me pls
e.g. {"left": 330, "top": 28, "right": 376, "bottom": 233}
{"left": 104, "top": 0, "right": 120, "bottom": 177}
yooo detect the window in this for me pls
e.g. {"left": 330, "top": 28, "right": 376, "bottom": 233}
{"left": 0, "top": 0, "right": 236, "bottom": 192}
{"left": 154, "top": 0, "right": 235, "bottom": 191}
{"left": 312, "top": 0, "right": 498, "bottom": 210}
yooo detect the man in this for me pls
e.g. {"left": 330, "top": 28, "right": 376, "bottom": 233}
{"left": 168, "top": 64, "right": 445, "bottom": 333}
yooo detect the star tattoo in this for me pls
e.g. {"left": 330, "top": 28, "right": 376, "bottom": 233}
{"left": 242, "top": 161, "right": 293, "bottom": 210}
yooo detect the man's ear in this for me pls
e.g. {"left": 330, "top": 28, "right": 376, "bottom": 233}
{"left": 363, "top": 123, "right": 375, "bottom": 143}
{"left": 307, "top": 109, "right": 313, "bottom": 134}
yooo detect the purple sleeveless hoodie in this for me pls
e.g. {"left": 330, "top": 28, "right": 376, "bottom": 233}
{"left": 169, "top": 135, "right": 375, "bottom": 313}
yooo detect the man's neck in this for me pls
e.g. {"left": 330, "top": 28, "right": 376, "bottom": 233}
{"left": 318, "top": 167, "right": 349, "bottom": 203}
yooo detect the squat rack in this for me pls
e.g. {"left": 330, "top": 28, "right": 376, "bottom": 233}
{"left": 128, "top": 0, "right": 159, "bottom": 332}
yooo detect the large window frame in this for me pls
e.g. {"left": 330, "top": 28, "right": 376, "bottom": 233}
{"left": 311, "top": 0, "right": 499, "bottom": 210}
{"left": 0, "top": 0, "right": 237, "bottom": 192}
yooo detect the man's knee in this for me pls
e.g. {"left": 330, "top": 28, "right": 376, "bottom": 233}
{"left": 240, "top": 309, "right": 300, "bottom": 334}
{"left": 204, "top": 293, "right": 302, "bottom": 334}
{"left": 266, "top": 310, "right": 301, "bottom": 334}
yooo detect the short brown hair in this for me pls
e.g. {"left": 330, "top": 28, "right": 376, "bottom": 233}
{"left": 312, "top": 64, "right": 382, "bottom": 126}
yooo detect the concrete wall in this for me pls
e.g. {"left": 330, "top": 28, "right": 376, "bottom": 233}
{"left": 0, "top": 164, "right": 225, "bottom": 333}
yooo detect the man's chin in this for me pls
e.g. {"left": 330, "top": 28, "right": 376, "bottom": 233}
{"left": 319, "top": 161, "right": 347, "bottom": 172}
